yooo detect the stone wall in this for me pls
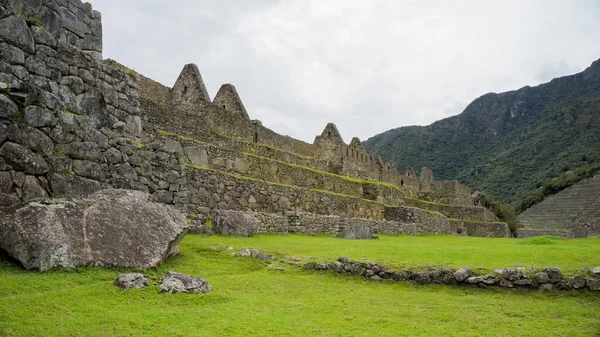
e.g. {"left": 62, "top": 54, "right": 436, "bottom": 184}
{"left": 0, "top": 2, "right": 149, "bottom": 210}
{"left": 383, "top": 206, "right": 451, "bottom": 235}
{"left": 422, "top": 180, "right": 473, "bottom": 206}
{"left": 405, "top": 198, "right": 499, "bottom": 222}
{"left": 1, "top": 0, "right": 103, "bottom": 59}
{"left": 185, "top": 166, "right": 386, "bottom": 220}
{"left": 251, "top": 210, "right": 447, "bottom": 236}
{"left": 449, "top": 220, "right": 511, "bottom": 238}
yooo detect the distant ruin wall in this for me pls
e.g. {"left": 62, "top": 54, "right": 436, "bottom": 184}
{"left": 405, "top": 198, "right": 499, "bottom": 222}
{"left": 184, "top": 166, "right": 386, "bottom": 220}
{"left": 1, "top": 0, "right": 103, "bottom": 59}
{"left": 383, "top": 206, "right": 450, "bottom": 235}
{"left": 449, "top": 220, "right": 511, "bottom": 238}
{"left": 252, "top": 210, "right": 446, "bottom": 236}
{"left": 424, "top": 180, "right": 473, "bottom": 206}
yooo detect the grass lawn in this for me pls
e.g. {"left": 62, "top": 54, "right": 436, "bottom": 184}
{"left": 1, "top": 234, "right": 599, "bottom": 336}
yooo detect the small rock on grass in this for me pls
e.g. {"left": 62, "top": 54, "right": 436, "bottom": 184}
{"left": 159, "top": 271, "right": 212, "bottom": 294}
{"left": 114, "top": 273, "right": 149, "bottom": 289}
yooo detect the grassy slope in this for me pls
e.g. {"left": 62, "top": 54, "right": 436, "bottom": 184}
{"left": 363, "top": 58, "right": 600, "bottom": 206}
{"left": 0, "top": 235, "right": 600, "bottom": 336}
{"left": 0, "top": 234, "right": 599, "bottom": 336}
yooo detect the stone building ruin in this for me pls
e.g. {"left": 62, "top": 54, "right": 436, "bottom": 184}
{"left": 0, "top": 0, "right": 510, "bottom": 239}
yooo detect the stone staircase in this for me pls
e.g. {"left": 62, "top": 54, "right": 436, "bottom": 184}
{"left": 518, "top": 175, "right": 600, "bottom": 238}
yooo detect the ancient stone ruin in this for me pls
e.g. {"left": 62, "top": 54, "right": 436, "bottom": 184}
{"left": 0, "top": 0, "right": 511, "bottom": 268}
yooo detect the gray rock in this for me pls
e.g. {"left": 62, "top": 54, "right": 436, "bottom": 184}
{"left": 514, "top": 278, "right": 533, "bottom": 286}
{"left": 568, "top": 275, "right": 587, "bottom": 289}
{"left": 534, "top": 272, "right": 550, "bottom": 284}
{"left": 0, "top": 16, "right": 35, "bottom": 54}
{"left": 0, "top": 142, "right": 49, "bottom": 175}
{"left": 498, "top": 279, "right": 514, "bottom": 288}
{"left": 184, "top": 146, "right": 208, "bottom": 167}
{"left": 0, "top": 192, "right": 20, "bottom": 207}
{"left": 554, "top": 281, "right": 571, "bottom": 291}
{"left": 114, "top": 273, "right": 149, "bottom": 289}
{"left": 336, "top": 223, "right": 376, "bottom": 240}
{"left": 56, "top": 142, "right": 102, "bottom": 161}
{"left": 164, "top": 138, "right": 183, "bottom": 154}
{"left": 0, "top": 42, "right": 25, "bottom": 65}
{"left": 152, "top": 190, "right": 173, "bottom": 204}
{"left": 48, "top": 173, "right": 104, "bottom": 198}
{"left": 538, "top": 283, "right": 553, "bottom": 291}
{"left": 61, "top": 76, "right": 85, "bottom": 95}
{"left": 592, "top": 267, "right": 600, "bottom": 275}
{"left": 303, "top": 262, "right": 316, "bottom": 270}
{"left": 544, "top": 267, "right": 562, "bottom": 282}
{"left": 22, "top": 175, "right": 48, "bottom": 202}
{"left": 73, "top": 160, "right": 104, "bottom": 181}
{"left": 0, "top": 94, "right": 18, "bottom": 119}
{"left": 0, "top": 171, "right": 13, "bottom": 193}
{"left": 213, "top": 209, "right": 258, "bottom": 237}
{"left": 275, "top": 267, "right": 286, "bottom": 272}
{"left": 0, "top": 189, "right": 187, "bottom": 271}
{"left": 466, "top": 276, "right": 485, "bottom": 284}
{"left": 159, "top": 271, "right": 211, "bottom": 294}
{"left": 587, "top": 278, "right": 600, "bottom": 291}
{"left": 454, "top": 266, "right": 473, "bottom": 282}
{"left": 481, "top": 275, "right": 499, "bottom": 285}
{"left": 47, "top": 156, "right": 72, "bottom": 173}
{"left": 20, "top": 127, "right": 54, "bottom": 156}
{"left": 24, "top": 106, "right": 57, "bottom": 127}
{"left": 30, "top": 26, "right": 57, "bottom": 47}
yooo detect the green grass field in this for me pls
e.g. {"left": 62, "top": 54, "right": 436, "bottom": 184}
{"left": 1, "top": 234, "right": 599, "bottom": 336}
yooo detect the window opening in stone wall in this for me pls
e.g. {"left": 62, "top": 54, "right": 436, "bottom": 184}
{"left": 401, "top": 179, "right": 404, "bottom": 186}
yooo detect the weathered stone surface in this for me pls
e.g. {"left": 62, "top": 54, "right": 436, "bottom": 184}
{"left": 587, "top": 278, "right": 600, "bottom": 291}
{"left": 184, "top": 146, "right": 208, "bottom": 167}
{"left": 0, "top": 189, "right": 187, "bottom": 271}
{"left": 159, "top": 271, "right": 212, "bottom": 294}
{"left": 22, "top": 175, "right": 48, "bottom": 201}
{"left": 48, "top": 173, "right": 104, "bottom": 197}
{"left": 336, "top": 223, "right": 376, "bottom": 240}
{"left": 0, "top": 142, "right": 48, "bottom": 175}
{"left": 592, "top": 267, "right": 600, "bottom": 275}
{"left": 454, "top": 266, "right": 473, "bottom": 282}
{"left": 534, "top": 272, "right": 550, "bottom": 284}
{"left": 545, "top": 267, "right": 562, "bottom": 282}
{"left": 24, "top": 106, "right": 57, "bottom": 127}
{"left": 568, "top": 275, "right": 587, "bottom": 289}
{"left": 56, "top": 141, "right": 102, "bottom": 161}
{"left": 0, "top": 171, "right": 13, "bottom": 193}
{"left": 73, "top": 160, "right": 104, "bottom": 181}
{"left": 0, "top": 94, "right": 18, "bottom": 119}
{"left": 213, "top": 209, "right": 258, "bottom": 237}
{"left": 114, "top": 273, "right": 149, "bottom": 289}
{"left": 514, "top": 278, "right": 533, "bottom": 286}
{"left": 538, "top": 283, "right": 553, "bottom": 291}
{"left": 0, "top": 15, "right": 35, "bottom": 54}
{"left": 20, "top": 127, "right": 54, "bottom": 156}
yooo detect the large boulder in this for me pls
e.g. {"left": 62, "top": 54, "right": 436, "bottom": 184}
{"left": 0, "top": 189, "right": 187, "bottom": 271}
{"left": 212, "top": 209, "right": 258, "bottom": 237}
{"left": 336, "top": 223, "right": 377, "bottom": 240}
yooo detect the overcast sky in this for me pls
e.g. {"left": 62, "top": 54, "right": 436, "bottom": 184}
{"left": 92, "top": 0, "right": 600, "bottom": 143}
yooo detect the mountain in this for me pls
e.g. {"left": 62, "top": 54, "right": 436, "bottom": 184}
{"left": 363, "top": 58, "right": 600, "bottom": 206}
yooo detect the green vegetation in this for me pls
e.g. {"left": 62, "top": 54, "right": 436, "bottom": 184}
{"left": 364, "top": 59, "right": 600, "bottom": 209}
{"left": 518, "top": 163, "right": 600, "bottom": 213}
{"left": 1, "top": 234, "right": 599, "bottom": 336}
{"left": 210, "top": 129, "right": 314, "bottom": 160}
{"left": 517, "top": 236, "right": 564, "bottom": 245}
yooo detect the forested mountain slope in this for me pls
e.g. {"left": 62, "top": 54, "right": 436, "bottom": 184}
{"left": 364, "top": 58, "right": 600, "bottom": 205}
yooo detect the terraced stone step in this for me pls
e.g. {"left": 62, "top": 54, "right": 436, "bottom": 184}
{"left": 154, "top": 131, "right": 408, "bottom": 206}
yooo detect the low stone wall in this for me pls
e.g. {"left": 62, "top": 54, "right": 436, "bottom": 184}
{"left": 302, "top": 257, "right": 600, "bottom": 292}
{"left": 424, "top": 180, "right": 474, "bottom": 206}
{"left": 241, "top": 210, "right": 450, "bottom": 236}
{"left": 383, "top": 206, "right": 450, "bottom": 234}
{"left": 185, "top": 166, "right": 386, "bottom": 220}
{"left": 449, "top": 220, "right": 511, "bottom": 238}
{"left": 405, "top": 198, "right": 498, "bottom": 222}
